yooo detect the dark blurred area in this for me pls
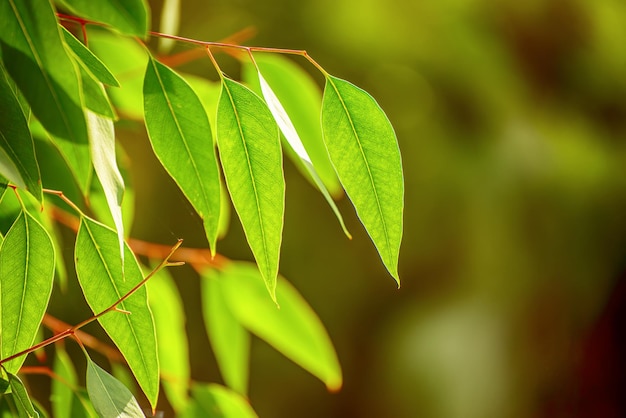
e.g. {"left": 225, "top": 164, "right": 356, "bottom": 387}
{"left": 123, "top": 0, "right": 626, "bottom": 417}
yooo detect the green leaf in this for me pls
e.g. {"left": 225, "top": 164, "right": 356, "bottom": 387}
{"left": 75, "top": 217, "right": 159, "bottom": 409}
{"left": 51, "top": 346, "right": 76, "bottom": 418}
{"left": 201, "top": 271, "right": 250, "bottom": 395}
{"left": 143, "top": 57, "right": 221, "bottom": 253}
{"left": 87, "top": 111, "right": 125, "bottom": 266}
{"left": 146, "top": 268, "right": 190, "bottom": 413}
{"left": 86, "top": 359, "right": 145, "bottom": 418}
{"left": 322, "top": 76, "right": 404, "bottom": 283}
{"left": 216, "top": 78, "right": 284, "bottom": 301}
{"left": 0, "top": 210, "right": 55, "bottom": 374}
{"left": 78, "top": 66, "right": 116, "bottom": 119}
{"left": 158, "top": 0, "right": 180, "bottom": 53}
{"left": 61, "top": 27, "right": 119, "bottom": 87}
{"left": 60, "top": 0, "right": 150, "bottom": 38}
{"left": 181, "top": 384, "right": 257, "bottom": 418}
{"left": 0, "top": 0, "right": 89, "bottom": 147}
{"left": 7, "top": 372, "right": 38, "bottom": 418}
{"left": 0, "top": 65, "right": 42, "bottom": 201}
{"left": 217, "top": 262, "right": 342, "bottom": 391}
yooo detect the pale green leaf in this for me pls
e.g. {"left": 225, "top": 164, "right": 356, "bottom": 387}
{"left": 201, "top": 271, "right": 250, "bottom": 395}
{"left": 75, "top": 217, "right": 159, "bottom": 408}
{"left": 78, "top": 66, "right": 116, "bottom": 119}
{"left": 146, "top": 268, "right": 190, "bottom": 413}
{"left": 216, "top": 78, "right": 284, "bottom": 301}
{"left": 218, "top": 262, "right": 342, "bottom": 391}
{"left": 87, "top": 110, "right": 125, "bottom": 266}
{"left": 158, "top": 0, "right": 180, "bottom": 53}
{"left": 61, "top": 27, "right": 119, "bottom": 87}
{"left": 181, "top": 384, "right": 257, "bottom": 418}
{"left": 59, "top": 0, "right": 150, "bottom": 38}
{"left": 51, "top": 346, "right": 76, "bottom": 418}
{"left": 0, "top": 210, "right": 55, "bottom": 374}
{"left": 86, "top": 359, "right": 145, "bottom": 418}
{"left": 7, "top": 372, "right": 38, "bottom": 418}
{"left": 0, "top": 65, "right": 42, "bottom": 201}
{"left": 322, "top": 76, "right": 404, "bottom": 283}
{"left": 143, "top": 57, "right": 221, "bottom": 253}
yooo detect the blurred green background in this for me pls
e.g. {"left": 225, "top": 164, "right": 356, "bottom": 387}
{"left": 121, "top": 0, "right": 626, "bottom": 416}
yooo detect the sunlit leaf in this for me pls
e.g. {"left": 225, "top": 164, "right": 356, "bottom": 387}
{"left": 217, "top": 262, "right": 342, "bottom": 391}
{"left": 75, "top": 217, "right": 159, "bottom": 409}
{"left": 201, "top": 271, "right": 250, "bottom": 395}
{"left": 144, "top": 57, "right": 221, "bottom": 253}
{"left": 146, "top": 267, "right": 190, "bottom": 413}
{"left": 158, "top": 0, "right": 180, "bottom": 53}
{"left": 59, "top": 0, "right": 150, "bottom": 38}
{"left": 87, "top": 111, "right": 125, "bottom": 266}
{"left": 182, "top": 74, "right": 221, "bottom": 143}
{"left": 216, "top": 78, "right": 284, "bottom": 301}
{"left": 61, "top": 27, "right": 119, "bottom": 87}
{"left": 181, "top": 384, "right": 257, "bottom": 418}
{"left": 78, "top": 66, "right": 116, "bottom": 119}
{"left": 0, "top": 65, "right": 42, "bottom": 201}
{"left": 86, "top": 359, "right": 145, "bottom": 418}
{"left": 0, "top": 210, "right": 55, "bottom": 374}
{"left": 322, "top": 76, "right": 404, "bottom": 283}
{"left": 7, "top": 372, "right": 38, "bottom": 418}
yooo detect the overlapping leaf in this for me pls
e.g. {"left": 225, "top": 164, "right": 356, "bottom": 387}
{"left": 75, "top": 217, "right": 158, "bottom": 409}
{"left": 86, "top": 359, "right": 144, "bottom": 418}
{"left": 0, "top": 210, "right": 55, "bottom": 374}
{"left": 144, "top": 57, "right": 221, "bottom": 253}
{"left": 61, "top": 27, "right": 119, "bottom": 87}
{"left": 216, "top": 78, "right": 284, "bottom": 301}
{"left": 217, "top": 262, "right": 342, "bottom": 391}
{"left": 52, "top": 346, "right": 96, "bottom": 418}
{"left": 322, "top": 76, "right": 404, "bottom": 284}
{"left": 59, "top": 0, "right": 150, "bottom": 38}
{"left": 201, "top": 271, "right": 250, "bottom": 395}
{"left": 7, "top": 372, "right": 38, "bottom": 418}
{"left": 0, "top": 65, "right": 41, "bottom": 201}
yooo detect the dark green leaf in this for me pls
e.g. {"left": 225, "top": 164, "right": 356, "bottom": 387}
{"left": 86, "top": 359, "right": 145, "bottom": 418}
{"left": 216, "top": 78, "right": 284, "bottom": 301}
{"left": 75, "top": 217, "right": 159, "bottom": 409}
{"left": 61, "top": 27, "right": 119, "bottom": 87}
{"left": 60, "top": 0, "right": 150, "bottom": 38}
{"left": 79, "top": 66, "right": 116, "bottom": 119}
{"left": 0, "top": 65, "right": 42, "bottom": 201}
{"left": 217, "top": 262, "right": 342, "bottom": 391}
{"left": 0, "top": 210, "right": 55, "bottom": 373}
{"left": 201, "top": 271, "right": 250, "bottom": 395}
{"left": 146, "top": 268, "right": 190, "bottom": 413}
{"left": 7, "top": 372, "right": 38, "bottom": 418}
{"left": 322, "top": 76, "right": 404, "bottom": 283}
{"left": 144, "top": 57, "right": 221, "bottom": 253}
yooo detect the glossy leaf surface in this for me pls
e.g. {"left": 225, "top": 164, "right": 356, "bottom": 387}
{"left": 217, "top": 262, "right": 342, "bottom": 391}
{"left": 322, "top": 76, "right": 404, "bottom": 283}
{"left": 217, "top": 78, "right": 284, "bottom": 301}
{"left": 60, "top": 0, "right": 149, "bottom": 38}
{"left": 75, "top": 217, "right": 158, "bottom": 408}
{"left": 86, "top": 359, "right": 145, "bottom": 418}
{"left": 0, "top": 210, "right": 54, "bottom": 374}
{"left": 144, "top": 57, "right": 221, "bottom": 252}
{"left": 61, "top": 27, "right": 119, "bottom": 87}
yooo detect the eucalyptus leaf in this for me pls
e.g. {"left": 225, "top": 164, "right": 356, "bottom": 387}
{"left": 51, "top": 347, "right": 76, "bottom": 418}
{"left": 143, "top": 57, "right": 221, "bottom": 253}
{"left": 322, "top": 76, "right": 404, "bottom": 284}
{"left": 181, "top": 384, "right": 257, "bottom": 418}
{"left": 216, "top": 78, "right": 284, "bottom": 301}
{"left": 7, "top": 372, "right": 38, "bottom": 418}
{"left": 61, "top": 27, "right": 119, "bottom": 87}
{"left": 78, "top": 66, "right": 116, "bottom": 119}
{"left": 86, "top": 359, "right": 145, "bottom": 418}
{"left": 0, "top": 210, "right": 55, "bottom": 374}
{"left": 60, "top": 0, "right": 150, "bottom": 38}
{"left": 75, "top": 217, "right": 159, "bottom": 409}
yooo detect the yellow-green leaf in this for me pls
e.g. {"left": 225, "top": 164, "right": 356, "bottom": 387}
{"left": 86, "top": 359, "right": 145, "bottom": 418}
{"left": 59, "top": 0, "right": 150, "bottom": 38}
{"left": 61, "top": 27, "right": 119, "bottom": 87}
{"left": 181, "top": 384, "right": 257, "bottom": 418}
{"left": 7, "top": 372, "right": 38, "bottom": 418}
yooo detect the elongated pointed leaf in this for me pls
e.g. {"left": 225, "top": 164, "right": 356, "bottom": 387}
{"left": 322, "top": 76, "right": 404, "bottom": 283}
{"left": 216, "top": 78, "right": 284, "bottom": 301}
{"left": 182, "top": 384, "right": 257, "bottom": 418}
{"left": 60, "top": 0, "right": 149, "bottom": 38}
{"left": 86, "top": 359, "right": 145, "bottom": 418}
{"left": 87, "top": 111, "right": 125, "bottom": 265}
{"left": 218, "top": 262, "right": 342, "bottom": 391}
{"left": 146, "top": 268, "right": 190, "bottom": 413}
{"left": 0, "top": 65, "right": 42, "bottom": 201}
{"left": 0, "top": 0, "right": 89, "bottom": 147}
{"left": 0, "top": 210, "right": 55, "bottom": 373}
{"left": 143, "top": 57, "right": 221, "bottom": 253}
{"left": 251, "top": 67, "right": 350, "bottom": 238}
{"left": 7, "top": 372, "right": 38, "bottom": 418}
{"left": 78, "top": 67, "right": 116, "bottom": 119}
{"left": 75, "top": 217, "right": 158, "bottom": 408}
{"left": 201, "top": 271, "right": 250, "bottom": 395}
{"left": 61, "top": 27, "right": 119, "bottom": 87}
{"left": 51, "top": 346, "right": 95, "bottom": 418}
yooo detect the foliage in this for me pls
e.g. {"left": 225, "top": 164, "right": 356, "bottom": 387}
{"left": 0, "top": 0, "right": 403, "bottom": 416}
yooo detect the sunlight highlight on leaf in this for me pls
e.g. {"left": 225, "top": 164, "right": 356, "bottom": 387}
{"left": 86, "top": 359, "right": 145, "bottom": 418}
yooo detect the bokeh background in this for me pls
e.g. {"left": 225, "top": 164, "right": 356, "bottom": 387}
{"left": 117, "top": 0, "right": 626, "bottom": 417}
